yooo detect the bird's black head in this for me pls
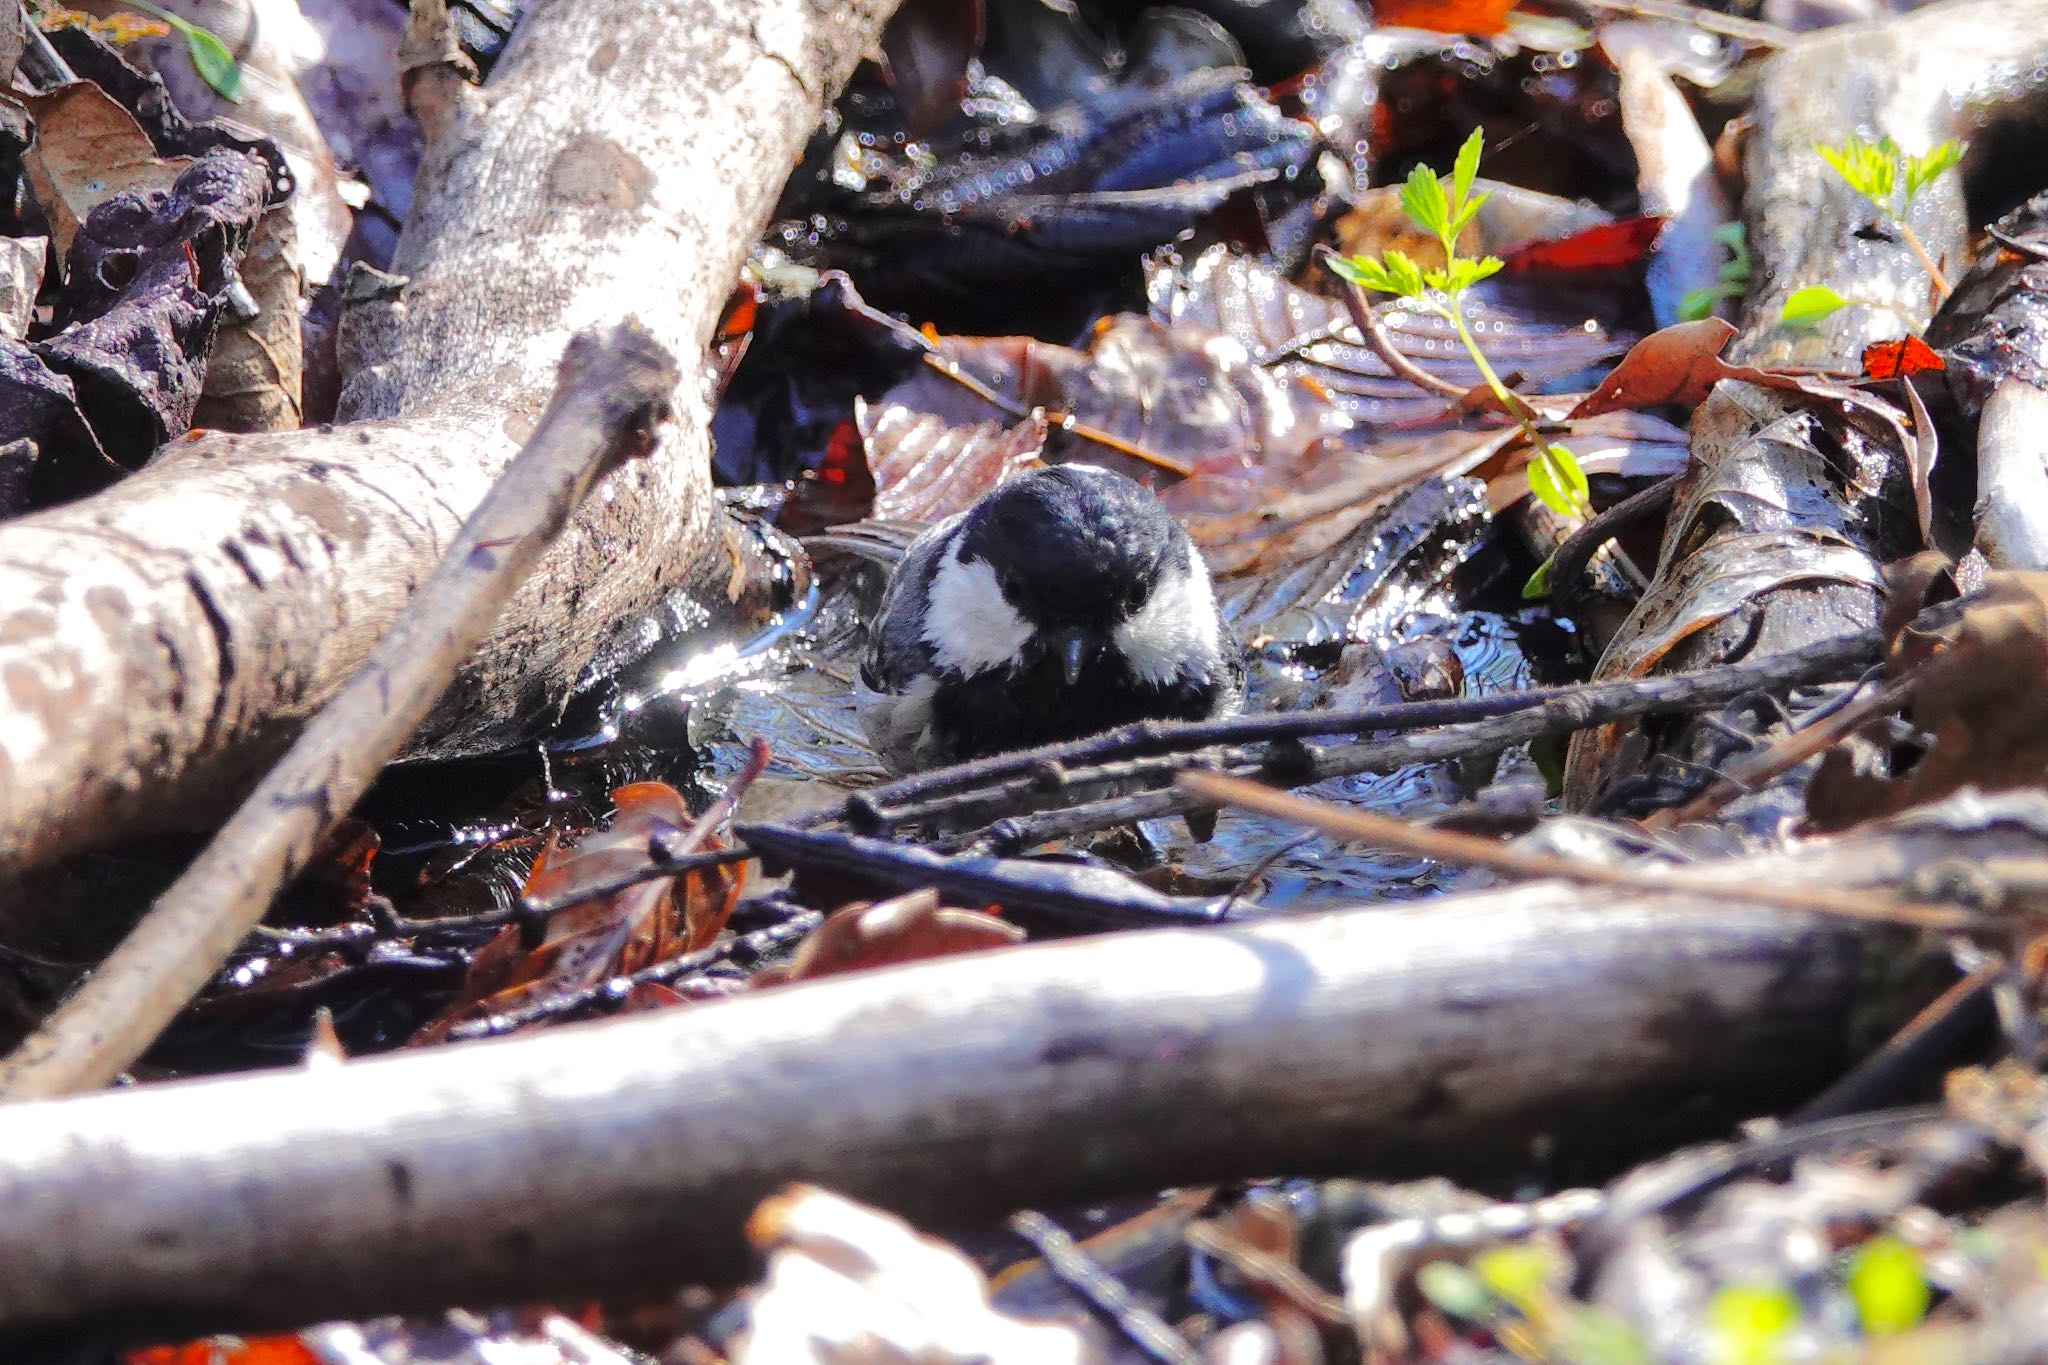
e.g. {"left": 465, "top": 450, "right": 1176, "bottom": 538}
{"left": 954, "top": 464, "right": 1177, "bottom": 629}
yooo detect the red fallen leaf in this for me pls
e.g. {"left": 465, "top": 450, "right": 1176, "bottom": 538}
{"left": 1863, "top": 334, "right": 1945, "bottom": 380}
{"left": 1567, "top": 318, "right": 1863, "bottom": 420}
{"left": 708, "top": 278, "right": 757, "bottom": 400}
{"left": 1502, "top": 215, "right": 1666, "bottom": 274}
{"left": 128, "top": 1339, "right": 321, "bottom": 1365}
{"left": 1372, "top": 0, "right": 1516, "bottom": 35}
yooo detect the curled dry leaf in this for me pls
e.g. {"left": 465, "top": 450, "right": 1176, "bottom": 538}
{"left": 756, "top": 889, "right": 1023, "bottom": 987}
{"left": 417, "top": 781, "right": 744, "bottom": 1039}
{"left": 738, "top": 1185, "right": 1098, "bottom": 1365}
{"left": 41, "top": 147, "right": 273, "bottom": 472}
{"left": 22, "top": 81, "right": 191, "bottom": 263}
{"left": 1809, "top": 568, "right": 2048, "bottom": 829}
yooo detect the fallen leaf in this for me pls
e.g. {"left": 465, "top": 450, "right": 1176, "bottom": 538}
{"left": 738, "top": 1186, "right": 1097, "bottom": 1364}
{"left": 1809, "top": 568, "right": 2048, "bottom": 828}
{"left": 1863, "top": 335, "right": 1944, "bottom": 380}
{"left": 1372, "top": 0, "right": 1518, "bottom": 36}
{"left": 22, "top": 81, "right": 191, "bottom": 261}
{"left": 1501, "top": 214, "right": 1665, "bottom": 273}
{"left": 768, "top": 890, "right": 1023, "bottom": 985}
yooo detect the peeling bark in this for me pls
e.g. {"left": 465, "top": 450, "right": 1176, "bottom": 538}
{"left": 0, "top": 0, "right": 892, "bottom": 890}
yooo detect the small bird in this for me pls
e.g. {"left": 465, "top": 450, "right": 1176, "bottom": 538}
{"left": 856, "top": 464, "right": 1244, "bottom": 772}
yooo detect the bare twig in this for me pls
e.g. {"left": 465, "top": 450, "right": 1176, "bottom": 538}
{"left": 1643, "top": 672, "right": 1917, "bottom": 829}
{"left": 1547, "top": 473, "right": 1679, "bottom": 609}
{"left": 0, "top": 323, "right": 681, "bottom": 1102}
{"left": 1009, "top": 1211, "right": 1198, "bottom": 1365}
{"left": 835, "top": 631, "right": 1881, "bottom": 835}
{"left": 1177, "top": 770, "right": 1984, "bottom": 931}
{"left": 923, "top": 633, "right": 1881, "bottom": 850}
{"left": 442, "top": 909, "right": 823, "bottom": 1040}
{"left": 1317, "top": 247, "right": 1472, "bottom": 401}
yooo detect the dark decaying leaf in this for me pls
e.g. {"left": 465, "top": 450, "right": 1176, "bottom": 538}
{"left": 880, "top": 0, "right": 985, "bottom": 138}
{"left": 1564, "top": 377, "right": 1915, "bottom": 808}
{"left": 1808, "top": 569, "right": 2048, "bottom": 828}
{"left": 21, "top": 81, "right": 189, "bottom": 263}
{"left": 772, "top": 68, "right": 1314, "bottom": 326}
{"left": 36, "top": 147, "right": 273, "bottom": 475}
{"left": 860, "top": 402, "right": 1047, "bottom": 523}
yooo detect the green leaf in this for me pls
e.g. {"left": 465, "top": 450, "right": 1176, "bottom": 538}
{"left": 1415, "top": 1261, "right": 1495, "bottom": 1322}
{"left": 122, "top": 0, "right": 244, "bottom": 101}
{"left": 1382, "top": 249, "right": 1428, "bottom": 299}
{"left": 1328, "top": 253, "right": 1389, "bottom": 292}
{"left": 1711, "top": 220, "right": 1751, "bottom": 282}
{"left": 180, "top": 20, "right": 245, "bottom": 101}
{"left": 1443, "top": 256, "right": 1504, "bottom": 293}
{"left": 1706, "top": 1283, "right": 1800, "bottom": 1365}
{"left": 1473, "top": 1244, "right": 1561, "bottom": 1311}
{"left": 1555, "top": 1308, "right": 1656, "bottom": 1365}
{"left": 1847, "top": 1237, "right": 1930, "bottom": 1337}
{"left": 1399, "top": 163, "right": 1450, "bottom": 240}
{"left": 1448, "top": 188, "right": 1492, "bottom": 244}
{"left": 1679, "top": 283, "right": 1736, "bottom": 321}
{"left": 1527, "top": 443, "right": 1590, "bottom": 518}
{"left": 1818, "top": 135, "right": 1896, "bottom": 210}
{"left": 1522, "top": 554, "right": 1555, "bottom": 599}
{"left": 1451, "top": 127, "right": 1485, "bottom": 215}
{"left": 1780, "top": 284, "right": 1849, "bottom": 328}
{"left": 1905, "top": 140, "right": 1964, "bottom": 199}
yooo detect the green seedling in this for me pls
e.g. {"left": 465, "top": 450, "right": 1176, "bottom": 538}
{"left": 1781, "top": 135, "right": 1962, "bottom": 328}
{"left": 115, "top": 0, "right": 244, "bottom": 102}
{"left": 1329, "top": 129, "right": 1592, "bottom": 530}
{"left": 1678, "top": 221, "right": 1750, "bottom": 321}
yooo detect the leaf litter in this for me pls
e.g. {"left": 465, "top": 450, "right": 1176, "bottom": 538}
{"left": 25, "top": 0, "right": 2048, "bottom": 1361}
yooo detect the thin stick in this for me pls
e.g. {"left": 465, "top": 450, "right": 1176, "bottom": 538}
{"left": 832, "top": 630, "right": 1881, "bottom": 830}
{"left": 1318, "top": 248, "right": 1472, "bottom": 400}
{"left": 1643, "top": 673, "right": 1916, "bottom": 830}
{"left": 1009, "top": 1212, "right": 1198, "bottom": 1365}
{"left": 1897, "top": 221, "right": 1953, "bottom": 301}
{"left": 0, "top": 322, "right": 680, "bottom": 1101}
{"left": 1177, "top": 770, "right": 1983, "bottom": 931}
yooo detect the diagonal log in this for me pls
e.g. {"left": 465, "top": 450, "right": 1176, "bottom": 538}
{"left": 0, "top": 0, "right": 891, "bottom": 901}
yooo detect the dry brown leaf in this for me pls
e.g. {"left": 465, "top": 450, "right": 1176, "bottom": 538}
{"left": 760, "top": 889, "right": 1022, "bottom": 986}
{"left": 23, "top": 82, "right": 192, "bottom": 261}
{"left": 1808, "top": 569, "right": 2048, "bottom": 828}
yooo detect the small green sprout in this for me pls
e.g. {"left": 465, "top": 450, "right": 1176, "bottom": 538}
{"left": 1784, "top": 134, "right": 1963, "bottom": 328}
{"left": 1329, "top": 129, "right": 1592, "bottom": 531}
{"left": 1679, "top": 221, "right": 1751, "bottom": 321}
{"left": 1706, "top": 1283, "right": 1800, "bottom": 1365}
{"left": 117, "top": 0, "right": 244, "bottom": 102}
{"left": 1846, "top": 1236, "right": 1931, "bottom": 1337}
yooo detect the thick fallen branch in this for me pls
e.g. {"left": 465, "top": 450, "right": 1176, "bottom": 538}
{"left": 0, "top": 320, "right": 679, "bottom": 1101}
{"left": 0, "top": 862, "right": 1960, "bottom": 1339}
{"left": 0, "top": 0, "right": 892, "bottom": 899}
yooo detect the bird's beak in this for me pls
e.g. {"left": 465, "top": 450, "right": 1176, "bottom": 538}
{"left": 1053, "top": 628, "right": 1093, "bottom": 685}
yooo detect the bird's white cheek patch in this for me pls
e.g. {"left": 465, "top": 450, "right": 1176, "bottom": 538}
{"left": 922, "top": 550, "right": 1032, "bottom": 675}
{"left": 1115, "top": 556, "right": 1222, "bottom": 685}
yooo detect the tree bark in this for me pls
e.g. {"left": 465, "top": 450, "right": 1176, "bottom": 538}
{"left": 0, "top": 0, "right": 890, "bottom": 890}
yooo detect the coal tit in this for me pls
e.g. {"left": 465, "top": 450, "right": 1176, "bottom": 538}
{"left": 855, "top": 464, "right": 1245, "bottom": 772}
